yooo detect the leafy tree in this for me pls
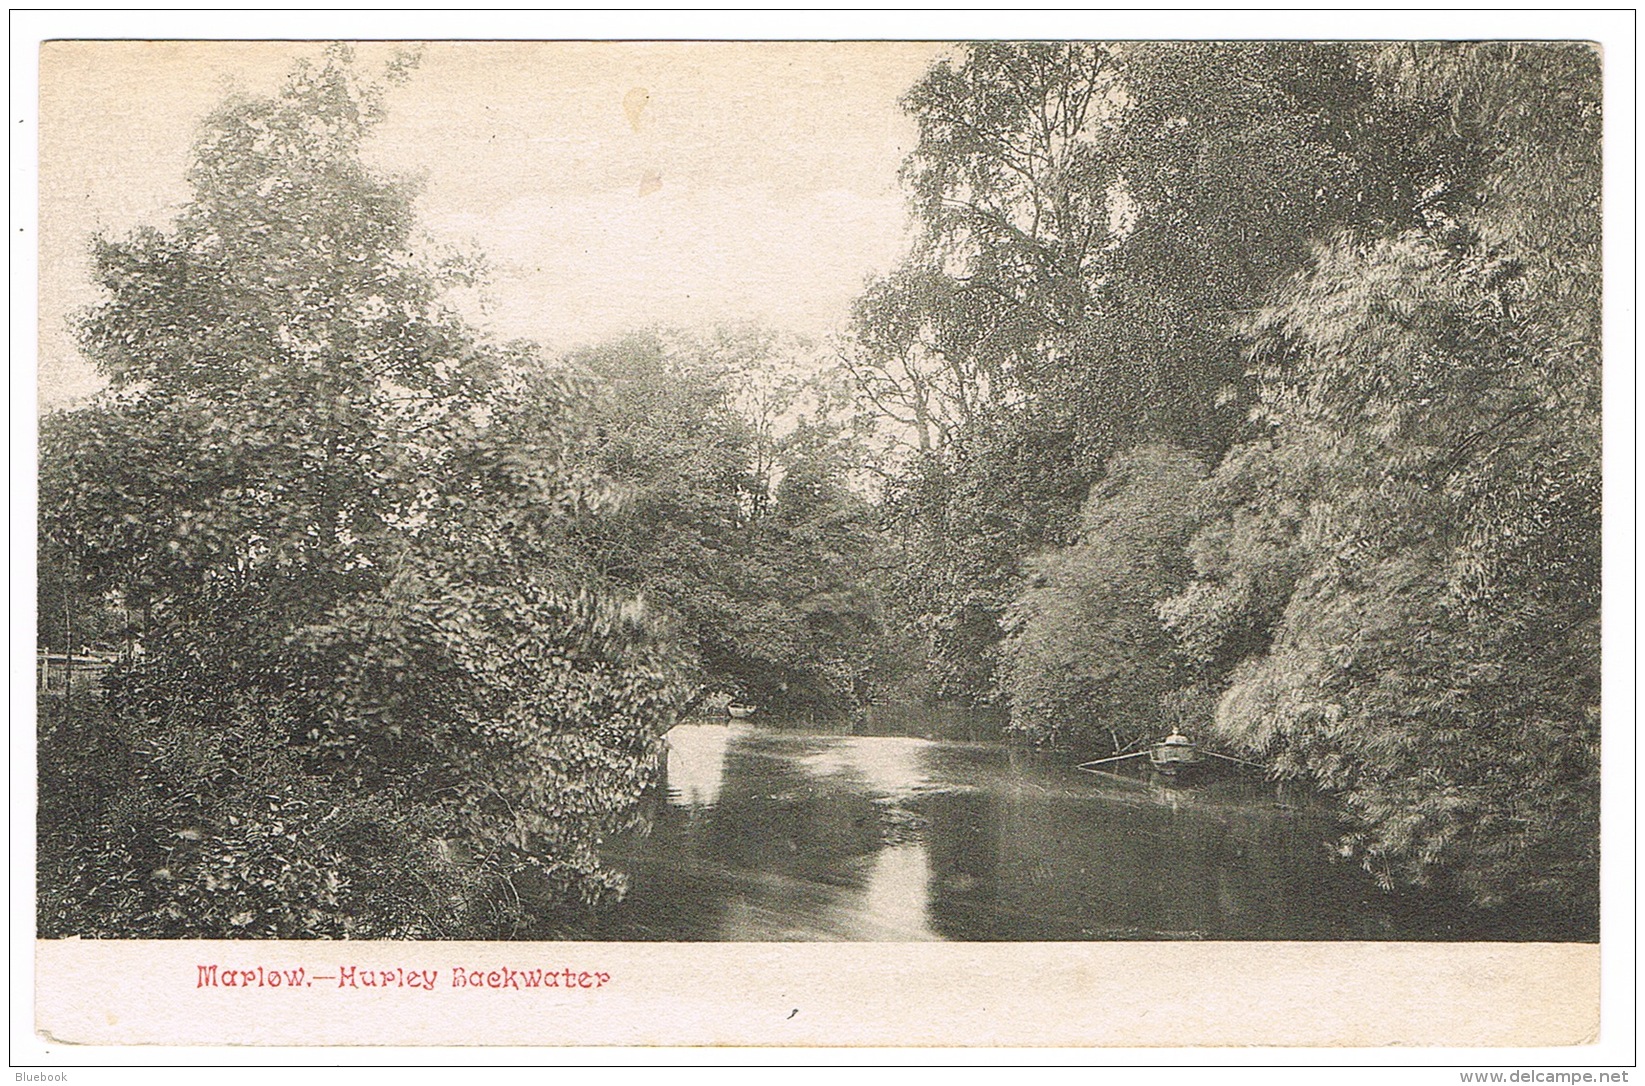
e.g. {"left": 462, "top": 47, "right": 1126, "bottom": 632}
{"left": 1161, "top": 43, "right": 1601, "bottom": 915}
{"left": 868, "top": 419, "right": 1086, "bottom": 703}
{"left": 852, "top": 42, "right": 1442, "bottom": 701}
{"left": 1002, "top": 444, "right": 1205, "bottom": 752}
{"left": 753, "top": 418, "right": 887, "bottom": 709}
{"left": 1164, "top": 232, "right": 1599, "bottom": 915}
{"left": 37, "top": 47, "right": 687, "bottom": 938}
{"left": 567, "top": 329, "right": 886, "bottom": 713}
{"left": 867, "top": 39, "right": 1600, "bottom": 918}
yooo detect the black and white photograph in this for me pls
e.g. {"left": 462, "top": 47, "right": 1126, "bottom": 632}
{"left": 19, "top": 15, "right": 1630, "bottom": 1058}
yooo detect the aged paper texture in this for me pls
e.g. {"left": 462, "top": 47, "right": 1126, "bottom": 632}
{"left": 22, "top": 21, "right": 1631, "bottom": 1057}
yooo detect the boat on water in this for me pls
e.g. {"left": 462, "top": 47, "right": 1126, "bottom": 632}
{"left": 1147, "top": 731, "right": 1202, "bottom": 775}
{"left": 726, "top": 701, "right": 758, "bottom": 720}
{"left": 1078, "top": 731, "right": 1261, "bottom": 780}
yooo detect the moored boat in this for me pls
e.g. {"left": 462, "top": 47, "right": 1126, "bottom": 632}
{"left": 726, "top": 701, "right": 757, "bottom": 720}
{"left": 1078, "top": 730, "right": 1261, "bottom": 780}
{"left": 1148, "top": 731, "right": 1203, "bottom": 775}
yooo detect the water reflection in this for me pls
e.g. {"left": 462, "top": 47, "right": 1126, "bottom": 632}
{"left": 796, "top": 735, "right": 932, "bottom": 800}
{"left": 565, "top": 719, "right": 1582, "bottom": 941}
{"left": 663, "top": 720, "right": 735, "bottom": 807}
{"left": 853, "top": 843, "right": 938, "bottom": 940}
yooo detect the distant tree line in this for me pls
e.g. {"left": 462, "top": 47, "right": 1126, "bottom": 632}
{"left": 561, "top": 326, "right": 889, "bottom": 714}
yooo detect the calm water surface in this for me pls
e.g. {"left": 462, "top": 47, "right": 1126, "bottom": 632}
{"left": 562, "top": 720, "right": 1578, "bottom": 941}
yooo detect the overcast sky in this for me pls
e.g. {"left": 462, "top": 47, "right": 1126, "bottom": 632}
{"left": 37, "top": 41, "right": 949, "bottom": 406}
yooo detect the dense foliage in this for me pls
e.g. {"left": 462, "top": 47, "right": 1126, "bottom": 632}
{"left": 567, "top": 329, "right": 887, "bottom": 713}
{"left": 1163, "top": 229, "right": 1599, "bottom": 911}
{"left": 38, "top": 49, "right": 688, "bottom": 938}
{"left": 851, "top": 41, "right": 1601, "bottom": 918}
{"left": 39, "top": 40, "right": 1604, "bottom": 934}
{"left": 1002, "top": 444, "right": 1204, "bottom": 752}
{"left": 1162, "top": 43, "right": 1601, "bottom": 913}
{"left": 850, "top": 42, "right": 1448, "bottom": 700}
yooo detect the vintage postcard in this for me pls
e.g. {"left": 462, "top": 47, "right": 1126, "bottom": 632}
{"left": 17, "top": 13, "right": 1632, "bottom": 1062}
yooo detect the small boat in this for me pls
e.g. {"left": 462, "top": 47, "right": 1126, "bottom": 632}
{"left": 1147, "top": 731, "right": 1203, "bottom": 775}
{"left": 1078, "top": 731, "right": 1262, "bottom": 779}
{"left": 726, "top": 701, "right": 757, "bottom": 720}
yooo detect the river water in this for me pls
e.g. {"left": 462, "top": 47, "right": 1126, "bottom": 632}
{"left": 562, "top": 719, "right": 1584, "bottom": 941}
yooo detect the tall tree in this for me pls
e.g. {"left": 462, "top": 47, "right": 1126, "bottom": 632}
{"left": 38, "top": 47, "right": 687, "bottom": 938}
{"left": 1161, "top": 43, "right": 1601, "bottom": 916}
{"left": 852, "top": 41, "right": 1428, "bottom": 701}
